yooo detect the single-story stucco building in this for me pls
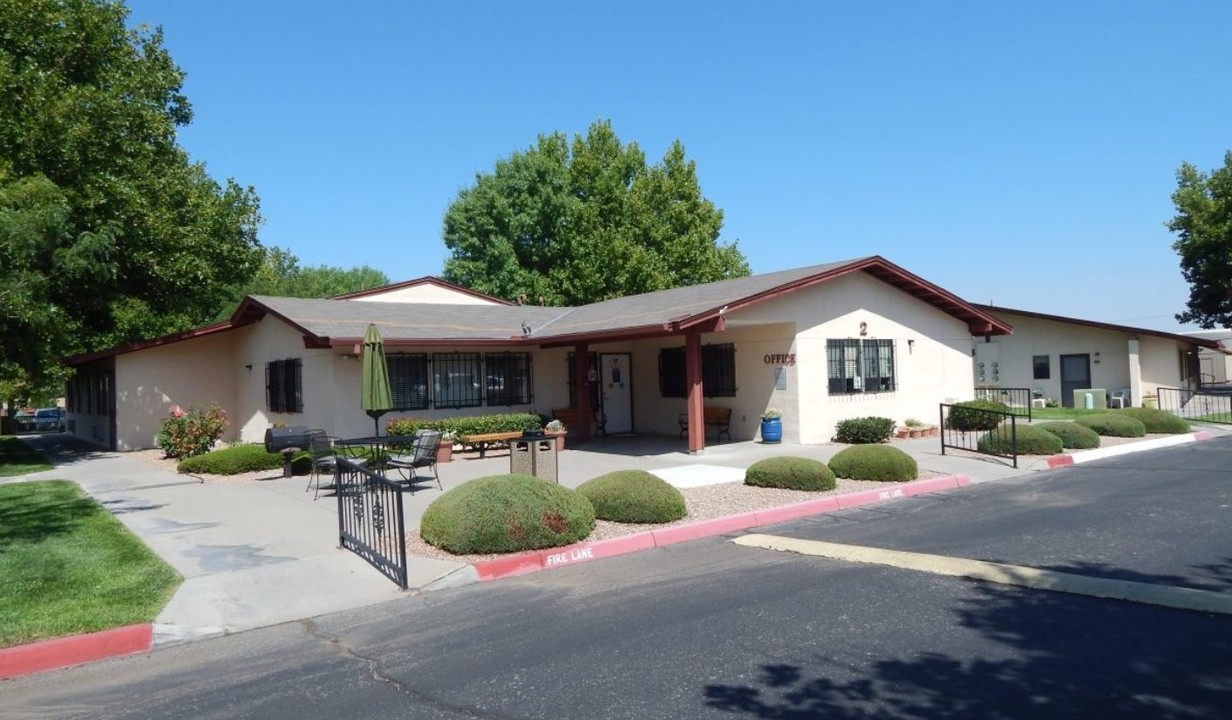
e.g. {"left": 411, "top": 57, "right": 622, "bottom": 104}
{"left": 64, "top": 256, "right": 1017, "bottom": 453}
{"left": 969, "top": 304, "right": 1222, "bottom": 407}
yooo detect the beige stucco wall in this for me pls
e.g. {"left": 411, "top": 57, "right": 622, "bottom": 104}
{"left": 348, "top": 284, "right": 501, "bottom": 305}
{"left": 1137, "top": 335, "right": 1188, "bottom": 398}
{"left": 112, "top": 331, "right": 238, "bottom": 451}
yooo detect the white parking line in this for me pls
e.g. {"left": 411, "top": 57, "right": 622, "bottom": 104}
{"left": 733, "top": 533, "right": 1232, "bottom": 616}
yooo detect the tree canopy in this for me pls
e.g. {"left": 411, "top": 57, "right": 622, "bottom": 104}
{"left": 441, "top": 120, "right": 749, "bottom": 305}
{"left": 0, "top": 0, "right": 263, "bottom": 401}
{"left": 1170, "top": 150, "right": 1232, "bottom": 328}
{"left": 220, "top": 246, "right": 389, "bottom": 313}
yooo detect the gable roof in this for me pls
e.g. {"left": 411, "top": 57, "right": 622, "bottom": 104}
{"left": 65, "top": 256, "right": 1011, "bottom": 364}
{"left": 331, "top": 276, "right": 513, "bottom": 304}
{"left": 972, "top": 304, "right": 1222, "bottom": 350}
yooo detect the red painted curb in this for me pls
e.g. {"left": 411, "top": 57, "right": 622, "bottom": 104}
{"left": 1046, "top": 454, "right": 1075, "bottom": 468}
{"left": 1195, "top": 431, "right": 1214, "bottom": 442}
{"left": 0, "top": 624, "right": 152, "bottom": 680}
{"left": 470, "top": 475, "right": 972, "bottom": 582}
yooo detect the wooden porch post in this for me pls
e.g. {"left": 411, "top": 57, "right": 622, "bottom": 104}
{"left": 686, "top": 330, "right": 705, "bottom": 454}
{"left": 573, "top": 343, "right": 592, "bottom": 443}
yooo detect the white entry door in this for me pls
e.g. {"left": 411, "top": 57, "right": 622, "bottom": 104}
{"left": 600, "top": 353, "right": 633, "bottom": 434}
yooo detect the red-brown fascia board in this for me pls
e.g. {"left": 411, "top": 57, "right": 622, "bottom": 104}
{"left": 63, "top": 321, "right": 236, "bottom": 365}
{"left": 674, "top": 256, "right": 1012, "bottom": 336}
{"left": 325, "top": 337, "right": 532, "bottom": 350}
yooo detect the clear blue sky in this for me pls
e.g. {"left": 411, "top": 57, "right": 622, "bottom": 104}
{"left": 125, "top": 0, "right": 1231, "bottom": 331}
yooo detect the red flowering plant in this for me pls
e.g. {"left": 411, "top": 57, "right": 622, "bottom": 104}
{"left": 156, "top": 403, "right": 228, "bottom": 459}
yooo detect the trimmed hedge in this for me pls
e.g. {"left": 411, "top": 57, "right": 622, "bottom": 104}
{"left": 827, "top": 445, "right": 917, "bottom": 482}
{"left": 977, "top": 425, "right": 1063, "bottom": 455}
{"left": 945, "top": 399, "right": 1009, "bottom": 432}
{"left": 1075, "top": 413, "right": 1147, "bottom": 438}
{"left": 576, "top": 470, "right": 686, "bottom": 524}
{"left": 1118, "top": 407, "right": 1190, "bottom": 434}
{"left": 420, "top": 474, "right": 595, "bottom": 554}
{"left": 1035, "top": 421, "right": 1101, "bottom": 450}
{"left": 833, "top": 417, "right": 895, "bottom": 444}
{"left": 176, "top": 443, "right": 312, "bottom": 475}
{"left": 744, "top": 457, "right": 836, "bottom": 491}
{"left": 387, "top": 413, "right": 542, "bottom": 438}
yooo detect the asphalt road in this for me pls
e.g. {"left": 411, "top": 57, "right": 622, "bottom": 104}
{"left": 5, "top": 438, "right": 1230, "bottom": 719}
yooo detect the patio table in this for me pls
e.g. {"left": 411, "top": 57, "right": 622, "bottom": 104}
{"left": 336, "top": 435, "right": 416, "bottom": 477}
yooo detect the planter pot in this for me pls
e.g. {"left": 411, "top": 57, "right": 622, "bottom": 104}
{"left": 895, "top": 428, "right": 910, "bottom": 439}
{"left": 760, "top": 417, "right": 782, "bottom": 444}
{"left": 547, "top": 431, "right": 566, "bottom": 451}
{"left": 436, "top": 441, "right": 454, "bottom": 463}
{"left": 909, "top": 429, "right": 924, "bottom": 438}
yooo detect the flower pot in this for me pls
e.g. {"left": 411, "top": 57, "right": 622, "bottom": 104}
{"left": 436, "top": 441, "right": 454, "bottom": 463}
{"left": 547, "top": 431, "right": 566, "bottom": 451}
{"left": 895, "top": 427, "right": 910, "bottom": 439}
{"left": 760, "top": 417, "right": 782, "bottom": 443}
{"left": 909, "top": 429, "right": 923, "bottom": 438}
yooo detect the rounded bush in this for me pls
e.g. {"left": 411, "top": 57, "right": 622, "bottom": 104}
{"left": 827, "top": 445, "right": 918, "bottom": 482}
{"left": 576, "top": 470, "right": 686, "bottom": 524}
{"left": 1075, "top": 413, "right": 1147, "bottom": 438}
{"left": 177, "top": 443, "right": 310, "bottom": 475}
{"left": 977, "top": 425, "right": 1063, "bottom": 455}
{"left": 945, "top": 399, "right": 1009, "bottom": 432}
{"left": 833, "top": 417, "right": 895, "bottom": 444}
{"left": 744, "top": 457, "right": 836, "bottom": 491}
{"left": 1117, "top": 407, "right": 1190, "bottom": 434}
{"left": 1034, "top": 421, "right": 1100, "bottom": 450}
{"left": 420, "top": 474, "right": 595, "bottom": 554}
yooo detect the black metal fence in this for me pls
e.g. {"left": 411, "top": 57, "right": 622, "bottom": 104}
{"left": 973, "top": 386, "right": 1033, "bottom": 421}
{"left": 940, "top": 403, "right": 1020, "bottom": 468}
{"left": 335, "top": 457, "right": 408, "bottom": 589}
{"left": 1157, "top": 387, "right": 1232, "bottom": 425}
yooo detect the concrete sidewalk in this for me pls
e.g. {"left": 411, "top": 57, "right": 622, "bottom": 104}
{"left": 8, "top": 424, "right": 1228, "bottom": 647}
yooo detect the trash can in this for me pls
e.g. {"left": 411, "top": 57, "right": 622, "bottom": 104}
{"left": 510, "top": 433, "right": 559, "bottom": 483}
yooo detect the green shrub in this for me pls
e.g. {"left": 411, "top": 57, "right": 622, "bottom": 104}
{"left": 828, "top": 445, "right": 917, "bottom": 482}
{"left": 1035, "top": 421, "right": 1101, "bottom": 450}
{"left": 1075, "top": 413, "right": 1147, "bottom": 438}
{"left": 176, "top": 443, "right": 311, "bottom": 475}
{"left": 576, "top": 470, "right": 686, "bottom": 523}
{"left": 977, "top": 425, "right": 1064, "bottom": 455}
{"left": 833, "top": 417, "right": 895, "bottom": 444}
{"left": 945, "top": 399, "right": 1009, "bottom": 432}
{"left": 387, "top": 413, "right": 542, "bottom": 438}
{"left": 420, "top": 474, "right": 595, "bottom": 554}
{"left": 1117, "top": 407, "right": 1190, "bottom": 434}
{"left": 156, "top": 403, "right": 228, "bottom": 459}
{"left": 744, "top": 456, "right": 836, "bottom": 491}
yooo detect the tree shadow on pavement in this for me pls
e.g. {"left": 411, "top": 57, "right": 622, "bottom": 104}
{"left": 704, "top": 570, "right": 1232, "bottom": 719}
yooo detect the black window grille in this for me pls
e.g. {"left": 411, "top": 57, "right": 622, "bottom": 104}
{"left": 388, "top": 354, "right": 430, "bottom": 411}
{"left": 827, "top": 339, "right": 896, "bottom": 394}
{"left": 432, "top": 352, "right": 482, "bottom": 408}
{"left": 267, "top": 358, "right": 303, "bottom": 413}
{"left": 486, "top": 352, "right": 534, "bottom": 406}
{"left": 1033, "top": 355, "right": 1050, "bottom": 380}
{"left": 658, "top": 344, "right": 737, "bottom": 398}
{"left": 566, "top": 352, "right": 601, "bottom": 408}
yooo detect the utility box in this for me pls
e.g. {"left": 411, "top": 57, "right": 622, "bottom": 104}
{"left": 1071, "top": 388, "right": 1107, "bottom": 411}
{"left": 510, "top": 434, "right": 559, "bottom": 483}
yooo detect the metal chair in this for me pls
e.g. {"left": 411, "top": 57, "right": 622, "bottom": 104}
{"left": 306, "top": 430, "right": 342, "bottom": 500}
{"left": 386, "top": 430, "right": 442, "bottom": 491}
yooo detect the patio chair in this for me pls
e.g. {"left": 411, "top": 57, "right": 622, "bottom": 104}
{"left": 306, "top": 430, "right": 338, "bottom": 500}
{"left": 386, "top": 429, "right": 442, "bottom": 491}
{"left": 1109, "top": 388, "right": 1132, "bottom": 409}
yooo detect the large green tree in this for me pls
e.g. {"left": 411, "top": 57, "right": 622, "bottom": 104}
{"left": 1170, "top": 151, "right": 1232, "bottom": 328}
{"left": 218, "top": 246, "right": 389, "bottom": 314}
{"left": 441, "top": 120, "right": 749, "bottom": 305}
{"left": 0, "top": 0, "right": 263, "bottom": 398}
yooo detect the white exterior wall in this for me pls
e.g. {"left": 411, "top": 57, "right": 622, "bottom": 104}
{"left": 348, "top": 284, "right": 501, "bottom": 305}
{"left": 112, "top": 332, "right": 237, "bottom": 451}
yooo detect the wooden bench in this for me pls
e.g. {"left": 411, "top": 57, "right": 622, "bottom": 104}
{"left": 678, "top": 406, "right": 732, "bottom": 442}
{"left": 458, "top": 431, "right": 523, "bottom": 458}
{"left": 551, "top": 408, "right": 607, "bottom": 436}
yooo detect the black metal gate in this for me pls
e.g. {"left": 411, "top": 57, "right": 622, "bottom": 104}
{"left": 974, "top": 386, "right": 1033, "bottom": 420}
{"left": 335, "top": 457, "right": 408, "bottom": 589}
{"left": 940, "top": 403, "right": 1019, "bottom": 468}
{"left": 1157, "top": 387, "right": 1232, "bottom": 425}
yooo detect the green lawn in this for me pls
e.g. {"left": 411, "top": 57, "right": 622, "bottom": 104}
{"left": 0, "top": 480, "right": 181, "bottom": 648}
{"left": 0, "top": 436, "right": 53, "bottom": 477}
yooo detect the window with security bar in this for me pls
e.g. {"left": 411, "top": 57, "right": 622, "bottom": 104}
{"left": 388, "top": 353, "right": 430, "bottom": 411}
{"left": 826, "top": 339, "right": 896, "bottom": 394}
{"left": 432, "top": 352, "right": 482, "bottom": 408}
{"left": 658, "top": 343, "right": 737, "bottom": 397}
{"left": 486, "top": 352, "right": 534, "bottom": 406}
{"left": 266, "top": 358, "right": 303, "bottom": 412}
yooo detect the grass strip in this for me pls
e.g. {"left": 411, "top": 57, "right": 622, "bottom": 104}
{"left": 0, "top": 436, "right": 53, "bottom": 477}
{"left": 0, "top": 480, "right": 181, "bottom": 648}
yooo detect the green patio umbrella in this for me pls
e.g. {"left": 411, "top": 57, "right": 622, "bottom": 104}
{"left": 361, "top": 323, "right": 393, "bottom": 436}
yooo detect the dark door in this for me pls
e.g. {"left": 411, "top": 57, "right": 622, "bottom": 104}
{"left": 1059, "top": 354, "right": 1091, "bottom": 408}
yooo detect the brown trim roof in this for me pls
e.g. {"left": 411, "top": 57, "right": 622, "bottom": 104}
{"left": 330, "top": 276, "right": 513, "bottom": 304}
{"left": 972, "top": 304, "right": 1222, "bottom": 350}
{"left": 63, "top": 321, "right": 238, "bottom": 365}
